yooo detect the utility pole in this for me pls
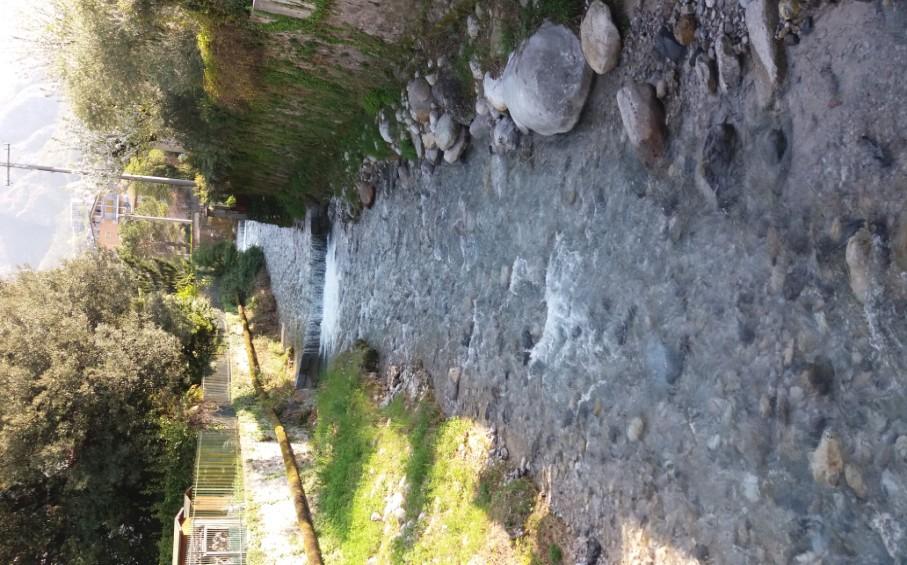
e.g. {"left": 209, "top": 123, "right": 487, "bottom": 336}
{"left": 2, "top": 144, "right": 196, "bottom": 188}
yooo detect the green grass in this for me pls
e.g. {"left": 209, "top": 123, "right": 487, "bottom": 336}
{"left": 312, "top": 348, "right": 564, "bottom": 564}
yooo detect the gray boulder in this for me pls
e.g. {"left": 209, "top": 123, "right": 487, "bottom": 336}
{"left": 469, "top": 114, "right": 493, "bottom": 140}
{"left": 495, "top": 23, "right": 593, "bottom": 136}
{"left": 443, "top": 129, "right": 468, "bottom": 163}
{"left": 580, "top": 0, "right": 621, "bottom": 75}
{"left": 716, "top": 35, "right": 742, "bottom": 93}
{"left": 434, "top": 114, "right": 460, "bottom": 151}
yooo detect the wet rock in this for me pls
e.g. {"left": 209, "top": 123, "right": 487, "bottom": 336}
{"left": 871, "top": 512, "right": 906, "bottom": 562}
{"left": 811, "top": 430, "right": 844, "bottom": 486}
{"left": 432, "top": 70, "right": 475, "bottom": 125}
{"left": 425, "top": 147, "right": 440, "bottom": 164}
{"left": 492, "top": 117, "right": 520, "bottom": 153}
{"left": 434, "top": 114, "right": 460, "bottom": 151}
{"left": 845, "top": 227, "right": 873, "bottom": 303}
{"left": 801, "top": 357, "right": 834, "bottom": 396}
{"left": 845, "top": 464, "right": 867, "bottom": 498}
{"left": 410, "top": 131, "right": 424, "bottom": 159}
{"left": 782, "top": 264, "right": 807, "bottom": 301}
{"left": 894, "top": 208, "right": 907, "bottom": 272}
{"left": 858, "top": 135, "right": 894, "bottom": 168}
{"left": 716, "top": 35, "right": 742, "bottom": 92}
{"left": 655, "top": 26, "right": 686, "bottom": 62}
{"left": 745, "top": 0, "right": 783, "bottom": 88}
{"left": 761, "top": 128, "right": 788, "bottom": 164}
{"left": 644, "top": 337, "right": 683, "bottom": 385}
{"left": 896, "top": 435, "right": 907, "bottom": 461}
{"left": 580, "top": 0, "right": 622, "bottom": 75}
{"left": 425, "top": 72, "right": 438, "bottom": 86}
{"left": 443, "top": 129, "right": 468, "bottom": 163}
{"left": 495, "top": 23, "right": 593, "bottom": 135}
{"left": 742, "top": 473, "right": 761, "bottom": 502}
{"left": 701, "top": 122, "right": 739, "bottom": 207}
{"left": 692, "top": 544, "right": 710, "bottom": 563}
{"left": 475, "top": 98, "right": 490, "bottom": 116}
{"left": 696, "top": 56, "right": 718, "bottom": 94}
{"left": 358, "top": 182, "right": 376, "bottom": 208}
{"left": 616, "top": 83, "right": 667, "bottom": 165}
{"left": 407, "top": 78, "right": 433, "bottom": 123}
{"left": 469, "top": 114, "right": 493, "bottom": 140}
{"left": 573, "top": 535, "right": 603, "bottom": 564}
{"left": 674, "top": 14, "right": 697, "bottom": 46}
{"left": 627, "top": 416, "right": 645, "bottom": 441}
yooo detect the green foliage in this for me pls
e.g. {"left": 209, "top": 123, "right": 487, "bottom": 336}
{"left": 548, "top": 543, "right": 564, "bottom": 564}
{"left": 219, "top": 245, "right": 265, "bottom": 306}
{"left": 0, "top": 252, "right": 216, "bottom": 564}
{"left": 153, "top": 416, "right": 197, "bottom": 565}
{"left": 192, "top": 240, "right": 236, "bottom": 276}
{"left": 125, "top": 148, "right": 192, "bottom": 201}
{"left": 313, "top": 349, "right": 547, "bottom": 564}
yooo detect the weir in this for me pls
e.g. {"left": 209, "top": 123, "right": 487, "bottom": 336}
{"left": 238, "top": 206, "right": 331, "bottom": 389}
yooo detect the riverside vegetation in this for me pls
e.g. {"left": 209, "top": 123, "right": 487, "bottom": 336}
{"left": 0, "top": 253, "right": 219, "bottom": 565}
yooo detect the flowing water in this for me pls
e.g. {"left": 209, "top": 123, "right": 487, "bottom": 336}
{"left": 237, "top": 5, "right": 907, "bottom": 560}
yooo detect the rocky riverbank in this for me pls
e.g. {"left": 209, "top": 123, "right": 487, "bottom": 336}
{"left": 248, "top": 0, "right": 907, "bottom": 562}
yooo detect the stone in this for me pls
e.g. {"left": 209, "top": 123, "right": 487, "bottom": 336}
{"left": 432, "top": 70, "right": 475, "bottom": 125}
{"left": 421, "top": 131, "right": 437, "bottom": 149}
{"left": 845, "top": 464, "right": 867, "bottom": 498}
{"left": 742, "top": 473, "right": 761, "bottom": 502}
{"left": 715, "top": 35, "right": 742, "bottom": 92}
{"left": 492, "top": 117, "right": 520, "bottom": 154}
{"left": 443, "top": 129, "right": 468, "bottom": 163}
{"left": 745, "top": 0, "right": 783, "bottom": 88}
{"left": 701, "top": 122, "right": 739, "bottom": 208}
{"left": 494, "top": 23, "right": 593, "bottom": 135}
{"left": 696, "top": 56, "right": 718, "bottom": 94}
{"left": 410, "top": 131, "right": 424, "bottom": 159}
{"left": 895, "top": 435, "right": 907, "bottom": 461}
{"left": 357, "top": 182, "right": 376, "bottom": 208}
{"left": 407, "top": 78, "right": 433, "bottom": 123}
{"left": 425, "top": 72, "right": 438, "bottom": 86}
{"left": 469, "top": 58, "right": 483, "bottom": 81}
{"left": 845, "top": 227, "right": 873, "bottom": 303}
{"left": 467, "top": 15, "right": 479, "bottom": 40}
{"left": 627, "top": 416, "right": 645, "bottom": 441}
{"left": 580, "top": 0, "right": 622, "bottom": 75}
{"left": 434, "top": 113, "right": 460, "bottom": 151}
{"left": 370, "top": 511, "right": 382, "bottom": 522}
{"left": 644, "top": 336, "right": 683, "bottom": 385}
{"left": 616, "top": 83, "right": 667, "bottom": 165}
{"left": 475, "top": 98, "right": 490, "bottom": 116}
{"left": 378, "top": 111, "right": 394, "bottom": 144}
{"left": 655, "top": 26, "right": 687, "bottom": 62}
{"left": 425, "top": 147, "right": 440, "bottom": 164}
{"left": 483, "top": 72, "right": 508, "bottom": 112}
{"left": 674, "top": 14, "right": 697, "bottom": 46}
{"left": 811, "top": 430, "right": 844, "bottom": 486}
{"left": 469, "top": 115, "right": 493, "bottom": 140}
{"left": 708, "top": 434, "right": 721, "bottom": 450}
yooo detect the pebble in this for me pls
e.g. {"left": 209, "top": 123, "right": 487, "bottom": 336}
{"left": 627, "top": 416, "right": 646, "bottom": 442}
{"left": 811, "top": 430, "right": 844, "bottom": 486}
{"left": 845, "top": 464, "right": 867, "bottom": 498}
{"left": 846, "top": 227, "right": 873, "bottom": 304}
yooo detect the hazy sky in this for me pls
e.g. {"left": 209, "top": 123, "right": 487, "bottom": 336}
{"left": 0, "top": 0, "right": 84, "bottom": 277}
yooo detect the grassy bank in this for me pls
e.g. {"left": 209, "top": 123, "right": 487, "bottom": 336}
{"left": 312, "top": 348, "right": 569, "bottom": 564}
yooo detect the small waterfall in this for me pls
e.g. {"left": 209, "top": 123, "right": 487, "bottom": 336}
{"left": 319, "top": 228, "right": 341, "bottom": 359}
{"left": 237, "top": 207, "right": 330, "bottom": 388}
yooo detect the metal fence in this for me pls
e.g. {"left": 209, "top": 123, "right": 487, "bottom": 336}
{"left": 178, "top": 331, "right": 247, "bottom": 565}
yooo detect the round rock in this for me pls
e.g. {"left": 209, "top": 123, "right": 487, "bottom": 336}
{"left": 580, "top": 0, "right": 622, "bottom": 75}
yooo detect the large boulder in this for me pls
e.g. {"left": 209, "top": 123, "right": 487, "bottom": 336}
{"left": 580, "top": 0, "right": 621, "bottom": 75}
{"left": 494, "top": 23, "right": 593, "bottom": 136}
{"left": 616, "top": 83, "right": 666, "bottom": 165}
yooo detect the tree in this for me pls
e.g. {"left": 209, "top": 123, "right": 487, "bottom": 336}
{"left": 0, "top": 252, "right": 216, "bottom": 564}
